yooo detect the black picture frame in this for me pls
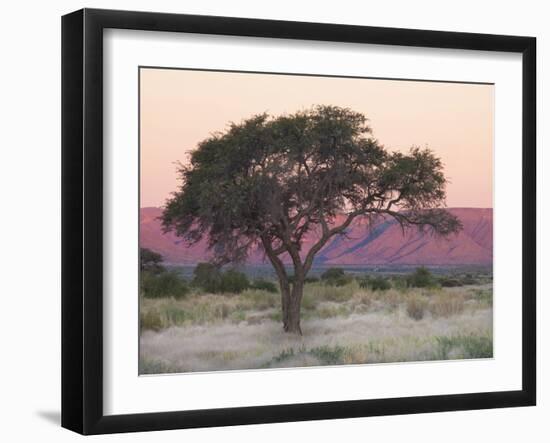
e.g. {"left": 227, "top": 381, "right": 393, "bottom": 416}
{"left": 62, "top": 8, "right": 536, "bottom": 435}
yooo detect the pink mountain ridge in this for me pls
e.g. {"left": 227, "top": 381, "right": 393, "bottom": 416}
{"left": 140, "top": 207, "right": 493, "bottom": 266}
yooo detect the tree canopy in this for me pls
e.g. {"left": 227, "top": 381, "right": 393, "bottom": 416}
{"left": 140, "top": 247, "right": 165, "bottom": 274}
{"left": 161, "top": 105, "right": 462, "bottom": 333}
{"left": 162, "top": 105, "right": 461, "bottom": 270}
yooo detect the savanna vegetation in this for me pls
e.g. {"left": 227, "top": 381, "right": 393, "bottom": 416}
{"left": 139, "top": 256, "right": 493, "bottom": 373}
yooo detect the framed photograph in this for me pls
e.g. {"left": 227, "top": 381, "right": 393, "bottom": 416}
{"left": 61, "top": 8, "right": 536, "bottom": 435}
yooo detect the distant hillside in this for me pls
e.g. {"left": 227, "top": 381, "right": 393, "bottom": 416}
{"left": 140, "top": 207, "right": 492, "bottom": 266}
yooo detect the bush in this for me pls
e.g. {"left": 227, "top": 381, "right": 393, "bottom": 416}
{"left": 140, "top": 271, "right": 189, "bottom": 299}
{"left": 140, "top": 247, "right": 165, "bottom": 274}
{"left": 192, "top": 262, "right": 222, "bottom": 293}
{"left": 358, "top": 276, "right": 370, "bottom": 289}
{"left": 406, "top": 295, "right": 428, "bottom": 320}
{"left": 251, "top": 279, "right": 278, "bottom": 293}
{"left": 321, "top": 267, "right": 345, "bottom": 281}
{"left": 460, "top": 273, "right": 479, "bottom": 285}
{"left": 407, "top": 267, "right": 436, "bottom": 288}
{"left": 439, "top": 277, "right": 462, "bottom": 287}
{"left": 219, "top": 269, "right": 250, "bottom": 293}
{"left": 359, "top": 275, "right": 391, "bottom": 291}
{"left": 371, "top": 277, "right": 392, "bottom": 291}
{"left": 304, "top": 276, "right": 320, "bottom": 284}
{"left": 321, "top": 268, "right": 351, "bottom": 286}
{"left": 392, "top": 276, "right": 408, "bottom": 291}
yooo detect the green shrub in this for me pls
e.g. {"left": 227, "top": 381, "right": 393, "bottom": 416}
{"left": 460, "top": 274, "right": 478, "bottom": 285}
{"left": 439, "top": 277, "right": 462, "bottom": 287}
{"left": 321, "top": 268, "right": 351, "bottom": 286}
{"left": 373, "top": 277, "right": 392, "bottom": 291}
{"left": 321, "top": 267, "right": 345, "bottom": 281}
{"left": 192, "top": 262, "right": 222, "bottom": 293}
{"left": 407, "top": 267, "right": 436, "bottom": 288}
{"left": 358, "top": 276, "right": 370, "bottom": 289}
{"left": 304, "top": 276, "right": 320, "bottom": 284}
{"left": 140, "top": 247, "right": 165, "bottom": 274}
{"left": 251, "top": 279, "right": 278, "bottom": 293}
{"left": 392, "top": 276, "right": 408, "bottom": 291}
{"left": 140, "top": 271, "right": 189, "bottom": 299}
{"left": 359, "top": 275, "right": 391, "bottom": 291}
{"left": 219, "top": 269, "right": 250, "bottom": 293}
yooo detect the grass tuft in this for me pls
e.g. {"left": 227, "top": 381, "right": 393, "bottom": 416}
{"left": 406, "top": 295, "right": 428, "bottom": 320}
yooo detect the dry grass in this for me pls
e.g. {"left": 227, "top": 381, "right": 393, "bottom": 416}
{"left": 140, "top": 308, "right": 492, "bottom": 373}
{"left": 406, "top": 295, "right": 429, "bottom": 320}
{"left": 139, "top": 282, "right": 493, "bottom": 373}
{"left": 428, "top": 294, "right": 466, "bottom": 318}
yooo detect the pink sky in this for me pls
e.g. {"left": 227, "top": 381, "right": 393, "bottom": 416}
{"left": 140, "top": 68, "right": 493, "bottom": 208}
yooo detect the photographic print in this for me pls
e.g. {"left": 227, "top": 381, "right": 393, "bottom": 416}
{"left": 138, "top": 67, "right": 494, "bottom": 375}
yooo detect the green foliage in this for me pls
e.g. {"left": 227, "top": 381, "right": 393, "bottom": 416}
{"left": 321, "top": 268, "right": 351, "bottom": 286}
{"left": 407, "top": 267, "right": 436, "bottom": 288}
{"left": 321, "top": 267, "right": 345, "bottom": 280}
{"left": 460, "top": 273, "right": 479, "bottom": 285}
{"left": 140, "top": 270, "right": 189, "bottom": 299}
{"left": 251, "top": 279, "right": 278, "bottom": 293}
{"left": 140, "top": 247, "right": 165, "bottom": 274}
{"left": 192, "top": 264, "right": 250, "bottom": 294}
{"left": 304, "top": 276, "right": 320, "bottom": 284}
{"left": 359, "top": 275, "right": 391, "bottom": 291}
{"left": 392, "top": 276, "right": 408, "bottom": 291}
{"left": 439, "top": 277, "right": 462, "bottom": 287}
{"left": 161, "top": 105, "right": 461, "bottom": 278}
{"left": 192, "top": 262, "right": 222, "bottom": 293}
{"left": 439, "top": 273, "right": 482, "bottom": 287}
{"left": 219, "top": 270, "right": 250, "bottom": 293}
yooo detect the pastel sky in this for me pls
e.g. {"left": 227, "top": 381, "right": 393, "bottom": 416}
{"left": 140, "top": 68, "right": 493, "bottom": 208}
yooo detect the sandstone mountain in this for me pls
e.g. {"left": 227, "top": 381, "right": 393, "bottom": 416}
{"left": 140, "top": 207, "right": 492, "bottom": 266}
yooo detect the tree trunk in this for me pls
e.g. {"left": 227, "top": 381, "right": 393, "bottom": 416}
{"left": 280, "top": 283, "right": 291, "bottom": 331}
{"left": 282, "top": 278, "right": 304, "bottom": 334}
